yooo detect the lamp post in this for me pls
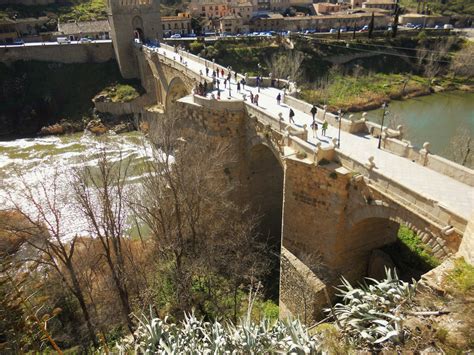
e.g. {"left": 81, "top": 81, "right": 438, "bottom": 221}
{"left": 378, "top": 102, "right": 388, "bottom": 149}
{"left": 336, "top": 109, "right": 343, "bottom": 148}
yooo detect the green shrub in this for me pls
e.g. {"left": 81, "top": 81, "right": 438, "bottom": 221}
{"left": 397, "top": 225, "right": 441, "bottom": 269}
{"left": 445, "top": 257, "right": 474, "bottom": 294}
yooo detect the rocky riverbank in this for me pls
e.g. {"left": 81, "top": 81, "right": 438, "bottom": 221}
{"left": 38, "top": 112, "right": 136, "bottom": 137}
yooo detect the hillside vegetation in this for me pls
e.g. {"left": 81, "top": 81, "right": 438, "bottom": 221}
{"left": 0, "top": 0, "right": 107, "bottom": 21}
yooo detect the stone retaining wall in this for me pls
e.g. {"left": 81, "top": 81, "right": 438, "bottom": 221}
{"left": 0, "top": 42, "right": 115, "bottom": 64}
{"left": 279, "top": 247, "right": 328, "bottom": 324}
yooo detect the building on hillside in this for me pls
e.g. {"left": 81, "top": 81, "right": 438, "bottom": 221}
{"left": 313, "top": 3, "right": 343, "bottom": 15}
{"left": 255, "top": 0, "right": 290, "bottom": 12}
{"left": 249, "top": 13, "right": 284, "bottom": 31}
{"left": 0, "top": 18, "right": 18, "bottom": 43}
{"left": 57, "top": 20, "right": 110, "bottom": 40}
{"left": 189, "top": 1, "right": 230, "bottom": 18}
{"left": 219, "top": 14, "right": 246, "bottom": 33}
{"left": 162, "top": 13, "right": 192, "bottom": 36}
{"left": 361, "top": 0, "right": 396, "bottom": 11}
{"left": 229, "top": 2, "right": 254, "bottom": 20}
{"left": 399, "top": 14, "right": 449, "bottom": 26}
{"left": 282, "top": 12, "right": 390, "bottom": 31}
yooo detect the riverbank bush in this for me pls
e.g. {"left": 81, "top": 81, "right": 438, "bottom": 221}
{"left": 382, "top": 225, "right": 441, "bottom": 281}
{"left": 299, "top": 73, "right": 472, "bottom": 112}
{"left": 98, "top": 83, "right": 141, "bottom": 103}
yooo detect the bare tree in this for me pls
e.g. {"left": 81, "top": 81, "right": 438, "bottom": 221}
{"left": 265, "top": 50, "right": 305, "bottom": 83}
{"left": 445, "top": 126, "right": 473, "bottom": 168}
{"left": 417, "top": 38, "right": 455, "bottom": 86}
{"left": 132, "top": 115, "right": 270, "bottom": 318}
{"left": 1, "top": 173, "right": 99, "bottom": 347}
{"left": 450, "top": 44, "right": 474, "bottom": 79}
{"left": 72, "top": 150, "right": 135, "bottom": 333}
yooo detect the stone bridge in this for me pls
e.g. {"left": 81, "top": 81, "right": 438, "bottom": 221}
{"left": 129, "top": 43, "right": 473, "bottom": 324}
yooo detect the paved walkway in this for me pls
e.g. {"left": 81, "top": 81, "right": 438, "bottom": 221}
{"left": 153, "top": 45, "right": 473, "bottom": 221}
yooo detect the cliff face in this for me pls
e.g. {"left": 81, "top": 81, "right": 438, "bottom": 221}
{"left": 0, "top": 60, "right": 122, "bottom": 138}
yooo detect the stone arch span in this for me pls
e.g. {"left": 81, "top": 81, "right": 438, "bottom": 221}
{"left": 166, "top": 76, "right": 190, "bottom": 112}
{"left": 247, "top": 143, "right": 284, "bottom": 299}
{"left": 346, "top": 201, "right": 454, "bottom": 259}
{"left": 248, "top": 143, "right": 284, "bottom": 242}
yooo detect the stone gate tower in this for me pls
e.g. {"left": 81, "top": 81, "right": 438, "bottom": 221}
{"left": 107, "top": 0, "right": 162, "bottom": 79}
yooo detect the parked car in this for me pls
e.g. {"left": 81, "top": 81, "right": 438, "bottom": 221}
{"left": 170, "top": 34, "right": 181, "bottom": 38}
{"left": 13, "top": 39, "right": 25, "bottom": 45}
{"left": 57, "top": 37, "right": 71, "bottom": 44}
{"left": 79, "top": 37, "right": 92, "bottom": 43}
{"left": 329, "top": 28, "right": 337, "bottom": 33}
{"left": 434, "top": 25, "right": 442, "bottom": 29}
{"left": 443, "top": 24, "right": 453, "bottom": 29}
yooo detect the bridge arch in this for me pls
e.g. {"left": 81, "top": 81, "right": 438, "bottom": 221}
{"left": 248, "top": 143, "right": 284, "bottom": 241}
{"left": 166, "top": 76, "right": 190, "bottom": 112}
{"left": 247, "top": 143, "right": 284, "bottom": 299}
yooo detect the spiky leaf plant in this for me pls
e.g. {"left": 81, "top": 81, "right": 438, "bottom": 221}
{"left": 116, "top": 307, "right": 321, "bottom": 354}
{"left": 327, "top": 268, "right": 416, "bottom": 347}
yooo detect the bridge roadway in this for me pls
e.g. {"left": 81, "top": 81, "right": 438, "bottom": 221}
{"left": 149, "top": 44, "right": 473, "bottom": 222}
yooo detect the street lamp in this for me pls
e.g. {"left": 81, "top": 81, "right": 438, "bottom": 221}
{"left": 336, "top": 109, "right": 343, "bottom": 148}
{"left": 378, "top": 102, "right": 388, "bottom": 149}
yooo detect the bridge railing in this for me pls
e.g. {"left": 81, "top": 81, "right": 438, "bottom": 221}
{"left": 158, "top": 43, "right": 291, "bottom": 89}
{"left": 245, "top": 103, "right": 308, "bottom": 141}
{"left": 144, "top": 47, "right": 214, "bottom": 89}
{"left": 284, "top": 93, "right": 474, "bottom": 187}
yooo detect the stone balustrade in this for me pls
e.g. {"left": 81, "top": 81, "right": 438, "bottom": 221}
{"left": 158, "top": 43, "right": 291, "bottom": 89}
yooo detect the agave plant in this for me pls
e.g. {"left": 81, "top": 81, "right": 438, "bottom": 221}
{"left": 116, "top": 307, "right": 321, "bottom": 354}
{"left": 327, "top": 268, "right": 416, "bottom": 346}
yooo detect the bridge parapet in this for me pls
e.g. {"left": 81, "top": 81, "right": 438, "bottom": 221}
{"left": 157, "top": 43, "right": 291, "bottom": 88}
{"left": 143, "top": 47, "right": 213, "bottom": 88}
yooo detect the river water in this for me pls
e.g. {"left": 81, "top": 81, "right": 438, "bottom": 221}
{"left": 353, "top": 91, "right": 474, "bottom": 156}
{"left": 0, "top": 131, "right": 153, "bottom": 239}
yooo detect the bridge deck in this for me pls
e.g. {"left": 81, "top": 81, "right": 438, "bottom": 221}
{"left": 152, "top": 45, "right": 473, "bottom": 222}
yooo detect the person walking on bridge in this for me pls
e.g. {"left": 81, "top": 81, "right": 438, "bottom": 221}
{"left": 206, "top": 67, "right": 209, "bottom": 77}
{"left": 310, "top": 105, "right": 317, "bottom": 123}
{"left": 289, "top": 108, "right": 295, "bottom": 124}
{"left": 224, "top": 78, "right": 227, "bottom": 88}
{"left": 322, "top": 119, "right": 328, "bottom": 136}
{"left": 221, "top": 68, "right": 224, "bottom": 77}
{"left": 276, "top": 93, "right": 281, "bottom": 105}
{"left": 254, "top": 94, "right": 259, "bottom": 106}
{"left": 237, "top": 82, "right": 241, "bottom": 93}
{"left": 250, "top": 91, "right": 254, "bottom": 104}
{"left": 311, "top": 120, "right": 318, "bottom": 138}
